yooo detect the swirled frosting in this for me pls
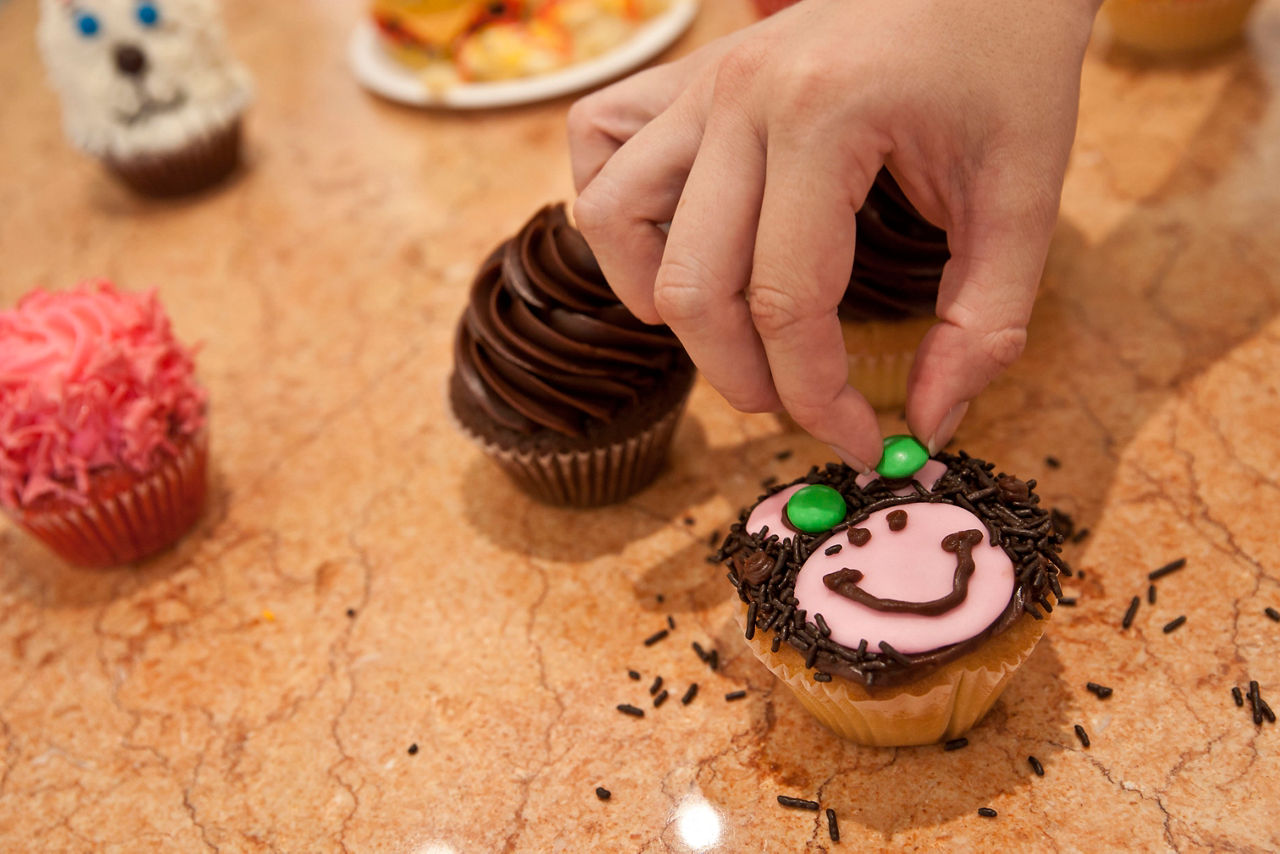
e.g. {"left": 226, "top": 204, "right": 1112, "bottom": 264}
{"left": 0, "top": 281, "right": 206, "bottom": 508}
{"left": 452, "top": 204, "right": 688, "bottom": 438}
{"left": 842, "top": 170, "right": 950, "bottom": 322}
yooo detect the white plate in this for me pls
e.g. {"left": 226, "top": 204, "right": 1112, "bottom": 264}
{"left": 348, "top": 1, "right": 699, "bottom": 110}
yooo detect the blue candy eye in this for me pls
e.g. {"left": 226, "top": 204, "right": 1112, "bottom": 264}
{"left": 136, "top": 3, "right": 160, "bottom": 27}
{"left": 75, "top": 12, "right": 100, "bottom": 37}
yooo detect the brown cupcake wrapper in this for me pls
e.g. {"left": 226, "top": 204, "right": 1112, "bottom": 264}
{"left": 1102, "top": 0, "right": 1258, "bottom": 54}
{"left": 455, "top": 400, "right": 687, "bottom": 507}
{"left": 738, "top": 602, "right": 1049, "bottom": 746}
{"left": 105, "top": 118, "right": 243, "bottom": 197}
{"left": 8, "top": 432, "right": 208, "bottom": 569}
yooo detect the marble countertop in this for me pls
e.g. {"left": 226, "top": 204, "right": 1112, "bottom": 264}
{"left": 2, "top": 1, "right": 1279, "bottom": 850}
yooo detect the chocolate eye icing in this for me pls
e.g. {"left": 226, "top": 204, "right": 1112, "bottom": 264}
{"left": 719, "top": 452, "right": 1069, "bottom": 688}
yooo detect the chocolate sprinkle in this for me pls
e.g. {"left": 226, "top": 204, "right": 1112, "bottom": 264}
{"left": 725, "top": 690, "right": 747, "bottom": 702}
{"left": 643, "top": 629, "right": 669, "bottom": 647}
{"left": 1233, "top": 686, "right": 1244, "bottom": 707}
{"left": 708, "top": 649, "right": 719, "bottom": 671}
{"left": 776, "top": 449, "right": 794, "bottom": 461}
{"left": 824, "top": 543, "right": 843, "bottom": 556}
{"left": 617, "top": 704, "right": 644, "bottom": 718}
{"left": 653, "top": 690, "right": 669, "bottom": 708}
{"left": 407, "top": 743, "right": 418, "bottom": 755}
{"left": 1045, "top": 456, "right": 1061, "bottom": 469}
{"left": 777, "top": 795, "right": 820, "bottom": 811}
{"left": 1148, "top": 558, "right": 1186, "bottom": 581}
{"left": 1148, "top": 585, "right": 1157, "bottom": 605}
{"left": 1072, "top": 528, "right": 1090, "bottom": 544}
{"left": 649, "top": 676, "right": 663, "bottom": 696}
{"left": 745, "top": 602, "right": 758, "bottom": 640}
{"left": 1249, "top": 681, "right": 1262, "bottom": 725}
{"left": 708, "top": 529, "right": 722, "bottom": 548}
{"left": 848, "top": 527, "right": 871, "bottom": 547}
{"left": 1028, "top": 755, "right": 1044, "bottom": 776}
{"left": 1087, "top": 682, "right": 1114, "bottom": 699}
{"left": 1074, "top": 725, "right": 1090, "bottom": 748}
{"left": 887, "top": 509, "right": 908, "bottom": 531}
{"left": 345, "top": 608, "right": 356, "bottom": 618}
{"left": 813, "top": 672, "right": 832, "bottom": 682}
{"left": 827, "top": 808, "right": 840, "bottom": 842}
{"left": 1162, "top": 615, "right": 1187, "bottom": 634}
{"left": 628, "top": 669, "right": 641, "bottom": 681}
{"left": 1266, "top": 607, "right": 1280, "bottom": 623}
{"left": 681, "top": 684, "right": 698, "bottom": 705}
{"left": 692, "top": 642, "right": 709, "bottom": 662}
{"left": 1122, "top": 596, "right": 1140, "bottom": 630}
{"left": 944, "top": 737, "right": 969, "bottom": 751}
{"left": 667, "top": 615, "right": 676, "bottom": 630}
{"left": 978, "top": 807, "right": 998, "bottom": 818}
{"left": 1058, "top": 597, "right": 1078, "bottom": 607}
{"left": 596, "top": 787, "right": 611, "bottom": 800}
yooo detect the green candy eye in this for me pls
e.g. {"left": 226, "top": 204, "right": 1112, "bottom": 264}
{"left": 876, "top": 434, "right": 929, "bottom": 479}
{"left": 785, "top": 484, "right": 847, "bottom": 533}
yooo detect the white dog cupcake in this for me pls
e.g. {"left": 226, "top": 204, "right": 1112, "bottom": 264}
{"left": 37, "top": 0, "right": 252, "bottom": 196}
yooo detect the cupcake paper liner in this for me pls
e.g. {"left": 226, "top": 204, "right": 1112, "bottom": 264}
{"left": 105, "top": 118, "right": 243, "bottom": 197}
{"left": 840, "top": 314, "right": 934, "bottom": 411}
{"left": 739, "top": 602, "right": 1049, "bottom": 746}
{"left": 1102, "top": 0, "right": 1258, "bottom": 54}
{"left": 8, "top": 431, "right": 208, "bottom": 569}
{"left": 456, "top": 400, "right": 688, "bottom": 507}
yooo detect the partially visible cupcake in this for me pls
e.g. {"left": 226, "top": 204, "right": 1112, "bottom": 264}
{"left": 448, "top": 204, "right": 695, "bottom": 506}
{"left": 37, "top": 0, "right": 252, "bottom": 196}
{"left": 841, "top": 170, "right": 948, "bottom": 411}
{"left": 0, "top": 281, "right": 208, "bottom": 568}
{"left": 717, "top": 439, "right": 1065, "bottom": 746}
{"left": 1101, "top": 0, "right": 1258, "bottom": 55}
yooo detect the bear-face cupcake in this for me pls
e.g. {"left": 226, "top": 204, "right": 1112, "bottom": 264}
{"left": 717, "top": 440, "right": 1065, "bottom": 746}
{"left": 448, "top": 203, "right": 695, "bottom": 506}
{"left": 0, "top": 281, "right": 208, "bottom": 567}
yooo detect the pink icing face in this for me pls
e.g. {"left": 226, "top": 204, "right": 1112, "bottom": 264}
{"left": 744, "top": 462, "right": 1015, "bottom": 655}
{"left": 0, "top": 280, "right": 205, "bottom": 508}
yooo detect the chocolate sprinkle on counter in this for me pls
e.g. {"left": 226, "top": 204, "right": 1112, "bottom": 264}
{"left": 1074, "top": 725, "right": 1090, "bottom": 748}
{"left": 1122, "top": 596, "right": 1140, "bottom": 630}
{"left": 649, "top": 676, "right": 663, "bottom": 696}
{"left": 776, "top": 449, "right": 794, "bottom": 461}
{"left": 643, "top": 629, "right": 670, "bottom": 647}
{"left": 1266, "top": 607, "right": 1280, "bottom": 623}
{"left": 653, "top": 689, "right": 669, "bottom": 708}
{"left": 1148, "top": 585, "right": 1157, "bottom": 605}
{"left": 1045, "top": 456, "right": 1061, "bottom": 469}
{"left": 628, "top": 669, "right": 641, "bottom": 680}
{"left": 683, "top": 516, "right": 695, "bottom": 526}
{"left": 708, "top": 650, "right": 719, "bottom": 671}
{"left": 717, "top": 451, "right": 1069, "bottom": 687}
{"left": 1087, "top": 682, "right": 1114, "bottom": 699}
{"left": 407, "top": 743, "right": 418, "bottom": 755}
{"left": 761, "top": 475, "right": 779, "bottom": 490}
{"left": 944, "top": 737, "right": 969, "bottom": 751}
{"left": 978, "top": 807, "right": 998, "bottom": 818}
{"left": 681, "top": 684, "right": 698, "bottom": 705}
{"left": 617, "top": 704, "right": 645, "bottom": 718}
{"left": 1233, "top": 686, "right": 1245, "bottom": 707}
{"left": 1249, "top": 682, "right": 1263, "bottom": 725}
{"left": 1262, "top": 698, "right": 1277, "bottom": 724}
{"left": 1072, "top": 528, "right": 1090, "bottom": 544}
{"left": 1148, "top": 558, "right": 1187, "bottom": 581}
{"left": 596, "top": 787, "right": 611, "bottom": 801}
{"left": 667, "top": 615, "right": 676, "bottom": 630}
{"left": 656, "top": 594, "right": 665, "bottom": 604}
{"left": 777, "top": 795, "right": 820, "bottom": 811}
{"left": 826, "top": 808, "right": 840, "bottom": 842}
{"left": 1162, "top": 615, "right": 1187, "bottom": 634}
{"left": 1058, "top": 597, "right": 1078, "bottom": 607}
{"left": 345, "top": 608, "right": 357, "bottom": 618}
{"left": 692, "top": 642, "right": 709, "bottom": 662}
{"left": 725, "top": 690, "right": 747, "bottom": 702}
{"left": 1028, "top": 755, "right": 1045, "bottom": 776}
{"left": 887, "top": 509, "right": 908, "bottom": 531}
{"left": 708, "top": 529, "right": 722, "bottom": 548}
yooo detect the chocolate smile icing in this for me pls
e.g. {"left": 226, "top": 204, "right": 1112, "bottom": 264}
{"left": 719, "top": 452, "right": 1068, "bottom": 688}
{"left": 452, "top": 204, "right": 689, "bottom": 438}
{"left": 841, "top": 170, "right": 949, "bottom": 322}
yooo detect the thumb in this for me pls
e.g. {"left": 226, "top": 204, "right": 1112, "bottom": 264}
{"left": 905, "top": 162, "right": 1061, "bottom": 452}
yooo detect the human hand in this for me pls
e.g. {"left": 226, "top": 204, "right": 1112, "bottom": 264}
{"left": 569, "top": 0, "right": 1099, "bottom": 470}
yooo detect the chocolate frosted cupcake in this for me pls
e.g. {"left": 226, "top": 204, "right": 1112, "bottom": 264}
{"left": 449, "top": 204, "right": 695, "bottom": 506}
{"left": 717, "top": 440, "right": 1065, "bottom": 746}
{"left": 841, "top": 170, "right": 949, "bottom": 410}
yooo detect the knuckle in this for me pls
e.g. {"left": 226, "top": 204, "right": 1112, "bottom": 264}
{"left": 713, "top": 42, "right": 768, "bottom": 98}
{"left": 652, "top": 257, "right": 722, "bottom": 325}
{"left": 747, "top": 282, "right": 806, "bottom": 339}
{"left": 565, "top": 98, "right": 600, "bottom": 144}
{"left": 979, "top": 326, "right": 1027, "bottom": 370}
{"left": 571, "top": 187, "right": 616, "bottom": 239}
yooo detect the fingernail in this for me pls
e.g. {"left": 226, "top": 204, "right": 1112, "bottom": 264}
{"left": 926, "top": 401, "right": 969, "bottom": 455}
{"left": 831, "top": 445, "right": 874, "bottom": 474}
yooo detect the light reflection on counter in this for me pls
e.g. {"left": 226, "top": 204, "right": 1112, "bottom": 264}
{"left": 412, "top": 843, "right": 459, "bottom": 854}
{"left": 672, "top": 793, "right": 724, "bottom": 852}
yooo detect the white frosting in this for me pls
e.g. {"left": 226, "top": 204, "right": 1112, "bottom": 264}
{"left": 37, "top": 0, "right": 252, "bottom": 159}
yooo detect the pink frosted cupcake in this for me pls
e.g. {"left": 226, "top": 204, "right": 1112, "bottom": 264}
{"left": 0, "top": 281, "right": 208, "bottom": 568}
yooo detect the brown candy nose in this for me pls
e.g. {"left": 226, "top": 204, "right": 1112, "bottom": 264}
{"left": 114, "top": 43, "right": 148, "bottom": 76}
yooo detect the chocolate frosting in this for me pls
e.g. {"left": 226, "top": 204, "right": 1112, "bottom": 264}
{"left": 841, "top": 170, "right": 950, "bottom": 322}
{"left": 452, "top": 204, "right": 686, "bottom": 438}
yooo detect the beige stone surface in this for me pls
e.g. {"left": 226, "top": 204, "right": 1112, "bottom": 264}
{"left": 2, "top": 0, "right": 1280, "bottom": 850}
